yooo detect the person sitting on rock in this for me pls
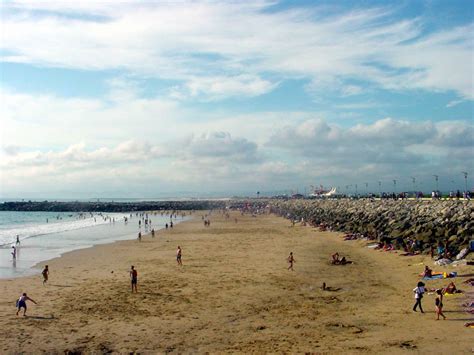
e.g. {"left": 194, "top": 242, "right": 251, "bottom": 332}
{"left": 437, "top": 242, "right": 445, "bottom": 258}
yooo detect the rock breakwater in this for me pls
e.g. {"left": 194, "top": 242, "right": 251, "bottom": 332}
{"left": 269, "top": 199, "right": 473, "bottom": 254}
{"left": 0, "top": 200, "right": 229, "bottom": 212}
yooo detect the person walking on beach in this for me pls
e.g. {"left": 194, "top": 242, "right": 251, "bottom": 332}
{"left": 138, "top": 231, "right": 142, "bottom": 242}
{"left": 130, "top": 266, "right": 138, "bottom": 293}
{"left": 176, "top": 246, "right": 182, "bottom": 266}
{"left": 16, "top": 293, "right": 37, "bottom": 316}
{"left": 42, "top": 265, "right": 49, "bottom": 285}
{"left": 287, "top": 252, "right": 295, "bottom": 271}
{"left": 413, "top": 281, "right": 425, "bottom": 313}
{"left": 435, "top": 289, "right": 446, "bottom": 320}
{"left": 151, "top": 228, "right": 155, "bottom": 238}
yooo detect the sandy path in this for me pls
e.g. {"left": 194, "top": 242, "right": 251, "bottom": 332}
{"left": 0, "top": 211, "right": 472, "bottom": 353}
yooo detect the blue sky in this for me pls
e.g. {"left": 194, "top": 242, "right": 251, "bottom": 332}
{"left": 0, "top": 0, "right": 473, "bottom": 198}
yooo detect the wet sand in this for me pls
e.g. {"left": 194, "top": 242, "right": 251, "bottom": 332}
{"left": 0, "top": 211, "right": 472, "bottom": 353}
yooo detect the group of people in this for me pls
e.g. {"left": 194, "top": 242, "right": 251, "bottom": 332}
{"left": 413, "top": 279, "right": 462, "bottom": 320}
{"left": 14, "top": 265, "right": 48, "bottom": 316}
{"left": 413, "top": 282, "right": 447, "bottom": 320}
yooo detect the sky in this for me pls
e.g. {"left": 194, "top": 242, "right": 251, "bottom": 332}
{"left": 0, "top": 0, "right": 473, "bottom": 198}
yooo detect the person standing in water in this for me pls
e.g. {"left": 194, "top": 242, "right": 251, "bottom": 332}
{"left": 413, "top": 281, "right": 425, "bottom": 313}
{"left": 287, "top": 252, "right": 295, "bottom": 271}
{"left": 435, "top": 289, "right": 446, "bottom": 320}
{"left": 176, "top": 246, "right": 182, "bottom": 266}
{"left": 42, "top": 265, "right": 49, "bottom": 285}
{"left": 16, "top": 293, "right": 37, "bottom": 316}
{"left": 11, "top": 246, "right": 16, "bottom": 260}
{"left": 130, "top": 266, "right": 138, "bottom": 293}
{"left": 16, "top": 235, "right": 20, "bottom": 245}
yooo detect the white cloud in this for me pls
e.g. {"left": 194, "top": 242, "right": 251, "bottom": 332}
{"left": 181, "top": 75, "right": 278, "bottom": 100}
{"left": 2, "top": 116, "right": 471, "bottom": 197}
{"left": 1, "top": 2, "right": 472, "bottom": 99}
{"left": 181, "top": 131, "right": 259, "bottom": 162}
{"left": 446, "top": 99, "right": 463, "bottom": 108}
{"left": 0, "top": 85, "right": 181, "bottom": 147}
{"left": 0, "top": 130, "right": 261, "bottom": 194}
{"left": 267, "top": 118, "right": 473, "bottom": 177}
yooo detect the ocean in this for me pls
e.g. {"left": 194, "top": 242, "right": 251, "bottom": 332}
{"left": 0, "top": 211, "right": 186, "bottom": 279}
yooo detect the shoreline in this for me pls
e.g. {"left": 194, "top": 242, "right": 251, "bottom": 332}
{"left": 0, "top": 212, "right": 189, "bottom": 280}
{"left": 0, "top": 211, "right": 471, "bottom": 353}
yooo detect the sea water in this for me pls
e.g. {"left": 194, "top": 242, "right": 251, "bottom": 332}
{"left": 0, "top": 211, "right": 185, "bottom": 279}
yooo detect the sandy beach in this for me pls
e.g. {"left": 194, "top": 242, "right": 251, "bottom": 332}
{"left": 0, "top": 211, "right": 472, "bottom": 353}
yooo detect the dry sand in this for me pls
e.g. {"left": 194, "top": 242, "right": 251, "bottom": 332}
{"left": 0, "top": 211, "right": 472, "bottom": 354}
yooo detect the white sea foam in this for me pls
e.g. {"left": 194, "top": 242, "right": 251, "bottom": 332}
{"left": 0, "top": 214, "right": 127, "bottom": 247}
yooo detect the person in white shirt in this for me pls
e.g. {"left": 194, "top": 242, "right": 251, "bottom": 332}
{"left": 16, "top": 293, "right": 37, "bottom": 316}
{"left": 413, "top": 281, "right": 425, "bottom": 313}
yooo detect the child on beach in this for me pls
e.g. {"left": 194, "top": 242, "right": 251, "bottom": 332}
{"left": 176, "top": 246, "right": 182, "bottom": 266}
{"left": 130, "top": 266, "right": 138, "bottom": 293}
{"left": 413, "top": 281, "right": 425, "bottom": 313}
{"left": 287, "top": 252, "right": 295, "bottom": 271}
{"left": 42, "top": 265, "right": 49, "bottom": 285}
{"left": 16, "top": 293, "right": 37, "bottom": 316}
{"left": 435, "top": 289, "right": 446, "bottom": 320}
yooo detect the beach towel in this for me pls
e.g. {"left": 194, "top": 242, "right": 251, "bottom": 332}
{"left": 419, "top": 271, "right": 444, "bottom": 277}
{"left": 423, "top": 274, "right": 444, "bottom": 280}
{"left": 422, "top": 272, "right": 457, "bottom": 280}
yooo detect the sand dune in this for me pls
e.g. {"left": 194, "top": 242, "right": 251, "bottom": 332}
{"left": 0, "top": 211, "right": 472, "bottom": 353}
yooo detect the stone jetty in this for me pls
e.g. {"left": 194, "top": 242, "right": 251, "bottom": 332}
{"left": 0, "top": 200, "right": 229, "bottom": 212}
{"left": 268, "top": 199, "right": 473, "bottom": 254}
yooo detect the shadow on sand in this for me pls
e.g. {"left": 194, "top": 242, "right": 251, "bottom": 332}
{"left": 25, "top": 315, "right": 56, "bottom": 320}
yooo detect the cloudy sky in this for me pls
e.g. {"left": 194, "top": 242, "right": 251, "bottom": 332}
{"left": 0, "top": 0, "right": 473, "bottom": 198}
